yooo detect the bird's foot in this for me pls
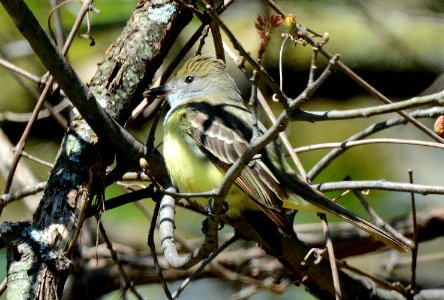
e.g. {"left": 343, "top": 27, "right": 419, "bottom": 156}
{"left": 201, "top": 198, "right": 228, "bottom": 234}
{"left": 201, "top": 218, "right": 225, "bottom": 234}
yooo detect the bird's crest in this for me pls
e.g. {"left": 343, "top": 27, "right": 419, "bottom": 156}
{"left": 176, "top": 55, "right": 225, "bottom": 79}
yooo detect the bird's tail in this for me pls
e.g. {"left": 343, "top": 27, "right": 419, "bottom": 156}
{"left": 282, "top": 179, "right": 410, "bottom": 252}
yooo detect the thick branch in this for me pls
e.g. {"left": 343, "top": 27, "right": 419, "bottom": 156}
{"left": 0, "top": 1, "right": 191, "bottom": 299}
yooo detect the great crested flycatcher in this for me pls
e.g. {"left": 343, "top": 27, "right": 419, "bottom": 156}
{"left": 147, "top": 55, "right": 408, "bottom": 252}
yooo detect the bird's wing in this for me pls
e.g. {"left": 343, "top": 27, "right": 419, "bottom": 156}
{"left": 184, "top": 104, "right": 287, "bottom": 226}
{"left": 180, "top": 102, "right": 409, "bottom": 252}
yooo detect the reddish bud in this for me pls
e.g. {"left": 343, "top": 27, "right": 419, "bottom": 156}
{"left": 434, "top": 115, "right": 444, "bottom": 138}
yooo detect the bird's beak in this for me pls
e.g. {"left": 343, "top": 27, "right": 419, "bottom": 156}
{"left": 144, "top": 85, "right": 170, "bottom": 98}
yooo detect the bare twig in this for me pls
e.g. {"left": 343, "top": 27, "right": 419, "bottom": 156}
{"left": 207, "top": 0, "right": 225, "bottom": 61}
{"left": 15, "top": 150, "right": 54, "bottom": 168}
{"left": 295, "top": 138, "right": 444, "bottom": 153}
{"left": 335, "top": 260, "right": 406, "bottom": 295}
{"left": 133, "top": 199, "right": 193, "bottom": 252}
{"left": 196, "top": 25, "right": 210, "bottom": 55}
{"left": 172, "top": 234, "right": 239, "bottom": 299}
{"left": 308, "top": 46, "right": 319, "bottom": 86}
{"left": 292, "top": 91, "right": 444, "bottom": 122}
{"left": 2, "top": 77, "right": 54, "bottom": 194}
{"left": 289, "top": 54, "right": 339, "bottom": 109}
{"left": 0, "top": 56, "right": 41, "bottom": 83}
{"left": 408, "top": 169, "right": 418, "bottom": 298}
{"left": 97, "top": 218, "right": 143, "bottom": 300}
{"left": 318, "top": 213, "right": 341, "bottom": 300}
{"left": 48, "top": 0, "right": 66, "bottom": 47}
{"left": 1, "top": 182, "right": 46, "bottom": 208}
{"left": 249, "top": 70, "right": 260, "bottom": 139}
{"left": 278, "top": 35, "right": 290, "bottom": 92}
{"left": 0, "top": 99, "right": 71, "bottom": 124}
{"left": 148, "top": 195, "right": 173, "bottom": 300}
{"left": 313, "top": 180, "right": 444, "bottom": 195}
{"left": 87, "top": 185, "right": 156, "bottom": 218}
{"left": 0, "top": 129, "right": 42, "bottom": 213}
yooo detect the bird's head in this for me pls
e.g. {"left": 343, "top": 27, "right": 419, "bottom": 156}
{"left": 146, "top": 55, "right": 242, "bottom": 109}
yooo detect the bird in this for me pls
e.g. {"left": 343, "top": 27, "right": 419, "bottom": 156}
{"left": 146, "top": 55, "right": 409, "bottom": 252}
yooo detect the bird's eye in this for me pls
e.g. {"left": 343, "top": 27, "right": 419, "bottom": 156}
{"left": 184, "top": 76, "right": 194, "bottom": 84}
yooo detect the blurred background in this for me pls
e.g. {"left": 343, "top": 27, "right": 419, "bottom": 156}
{"left": 1, "top": 0, "right": 444, "bottom": 299}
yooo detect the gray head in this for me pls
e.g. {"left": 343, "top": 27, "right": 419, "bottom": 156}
{"left": 147, "top": 55, "right": 243, "bottom": 109}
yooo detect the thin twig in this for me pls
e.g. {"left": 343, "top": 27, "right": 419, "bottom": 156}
{"left": 159, "top": 185, "right": 223, "bottom": 269}
{"left": 207, "top": 0, "right": 225, "bottom": 61}
{"left": 97, "top": 217, "right": 143, "bottom": 300}
{"left": 292, "top": 92, "right": 444, "bottom": 122}
{"left": 294, "top": 138, "right": 444, "bottom": 153}
{"left": 386, "top": 249, "right": 444, "bottom": 268}
{"left": 172, "top": 0, "right": 204, "bottom": 17}
{"left": 48, "top": 0, "right": 66, "bottom": 47}
{"left": 148, "top": 198, "right": 173, "bottom": 300}
{"left": 347, "top": 177, "right": 412, "bottom": 248}
{"left": 308, "top": 46, "right": 319, "bottom": 86}
{"left": 0, "top": 99, "right": 71, "bottom": 124}
{"left": 249, "top": 70, "right": 260, "bottom": 139}
{"left": 196, "top": 25, "right": 210, "bottom": 55}
{"left": 278, "top": 35, "right": 290, "bottom": 92}
{"left": 0, "top": 56, "right": 41, "bottom": 83}
{"left": 87, "top": 185, "right": 156, "bottom": 218}
{"left": 313, "top": 180, "right": 444, "bottom": 195}
{"left": 0, "top": 56, "right": 69, "bottom": 130}
{"left": 133, "top": 200, "right": 193, "bottom": 252}
{"left": 335, "top": 260, "right": 407, "bottom": 295}
{"left": 1, "top": 182, "right": 46, "bottom": 208}
{"left": 0, "top": 55, "right": 69, "bottom": 129}
{"left": 15, "top": 149, "right": 54, "bottom": 168}
{"left": 212, "top": 262, "right": 290, "bottom": 294}
{"left": 146, "top": 101, "right": 167, "bottom": 150}
{"left": 289, "top": 54, "right": 339, "bottom": 112}
{"left": 318, "top": 213, "right": 341, "bottom": 300}
{"left": 2, "top": 77, "right": 54, "bottom": 194}
{"left": 408, "top": 169, "right": 418, "bottom": 298}
{"left": 172, "top": 234, "right": 239, "bottom": 299}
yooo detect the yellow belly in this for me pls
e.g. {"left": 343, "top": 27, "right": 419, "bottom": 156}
{"left": 163, "top": 126, "right": 258, "bottom": 217}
